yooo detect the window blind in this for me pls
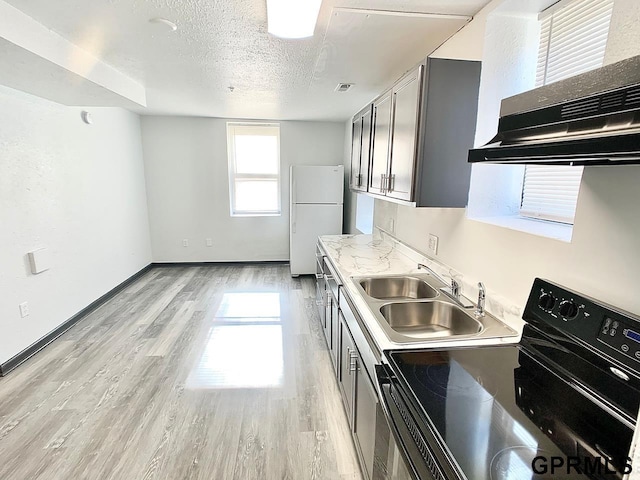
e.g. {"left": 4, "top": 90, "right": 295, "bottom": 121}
{"left": 520, "top": 166, "right": 583, "bottom": 224}
{"left": 522, "top": 0, "right": 613, "bottom": 225}
{"left": 535, "top": 0, "right": 614, "bottom": 87}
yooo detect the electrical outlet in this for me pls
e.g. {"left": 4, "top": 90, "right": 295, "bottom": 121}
{"left": 428, "top": 234, "right": 439, "bottom": 255}
{"left": 19, "top": 302, "right": 29, "bottom": 318}
{"left": 206, "top": 238, "right": 213, "bottom": 247}
{"left": 182, "top": 239, "right": 189, "bottom": 247}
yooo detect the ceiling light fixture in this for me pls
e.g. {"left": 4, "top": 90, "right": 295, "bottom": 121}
{"left": 266, "top": 0, "right": 322, "bottom": 39}
{"left": 149, "top": 17, "right": 178, "bottom": 32}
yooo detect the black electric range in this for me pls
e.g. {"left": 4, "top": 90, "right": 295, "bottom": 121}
{"left": 376, "top": 279, "right": 640, "bottom": 480}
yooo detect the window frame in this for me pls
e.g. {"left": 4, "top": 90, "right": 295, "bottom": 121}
{"left": 226, "top": 122, "right": 281, "bottom": 217}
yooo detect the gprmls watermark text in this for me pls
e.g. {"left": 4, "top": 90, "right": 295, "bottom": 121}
{"left": 531, "top": 456, "right": 633, "bottom": 476}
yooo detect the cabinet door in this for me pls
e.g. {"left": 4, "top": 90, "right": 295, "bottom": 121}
{"left": 359, "top": 107, "right": 373, "bottom": 192}
{"left": 369, "top": 91, "right": 393, "bottom": 195}
{"left": 350, "top": 116, "right": 363, "bottom": 190}
{"left": 388, "top": 66, "right": 423, "bottom": 202}
{"left": 354, "top": 365, "right": 378, "bottom": 480}
{"left": 330, "top": 291, "right": 340, "bottom": 373}
{"left": 338, "top": 313, "right": 356, "bottom": 425}
{"left": 323, "top": 288, "right": 332, "bottom": 347}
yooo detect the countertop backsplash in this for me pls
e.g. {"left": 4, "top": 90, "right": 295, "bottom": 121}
{"left": 374, "top": 228, "right": 524, "bottom": 333}
{"left": 319, "top": 229, "right": 525, "bottom": 352}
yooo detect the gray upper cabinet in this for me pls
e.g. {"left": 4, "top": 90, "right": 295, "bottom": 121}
{"left": 387, "top": 66, "right": 423, "bottom": 201}
{"left": 351, "top": 57, "right": 481, "bottom": 207}
{"left": 350, "top": 106, "right": 372, "bottom": 192}
{"left": 350, "top": 115, "right": 363, "bottom": 190}
{"left": 416, "top": 58, "right": 481, "bottom": 207}
{"left": 368, "top": 91, "right": 393, "bottom": 196}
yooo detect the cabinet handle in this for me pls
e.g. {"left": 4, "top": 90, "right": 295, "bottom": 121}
{"left": 381, "top": 173, "right": 386, "bottom": 193}
{"left": 349, "top": 351, "right": 358, "bottom": 373}
{"left": 388, "top": 173, "right": 395, "bottom": 192}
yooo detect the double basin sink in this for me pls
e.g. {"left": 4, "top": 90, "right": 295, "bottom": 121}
{"left": 353, "top": 274, "right": 515, "bottom": 344}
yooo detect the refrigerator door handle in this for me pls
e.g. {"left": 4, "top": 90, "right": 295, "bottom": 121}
{"left": 292, "top": 204, "right": 296, "bottom": 234}
{"left": 292, "top": 176, "right": 297, "bottom": 206}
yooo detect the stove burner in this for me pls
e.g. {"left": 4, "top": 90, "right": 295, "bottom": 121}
{"left": 490, "top": 446, "right": 552, "bottom": 480}
{"left": 412, "top": 364, "right": 497, "bottom": 401}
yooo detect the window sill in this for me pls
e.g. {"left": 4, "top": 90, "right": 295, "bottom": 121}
{"left": 467, "top": 213, "right": 573, "bottom": 242}
{"left": 231, "top": 212, "right": 281, "bottom": 218}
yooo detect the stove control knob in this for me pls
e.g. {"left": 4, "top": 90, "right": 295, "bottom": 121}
{"left": 538, "top": 293, "right": 556, "bottom": 311}
{"left": 559, "top": 300, "right": 579, "bottom": 319}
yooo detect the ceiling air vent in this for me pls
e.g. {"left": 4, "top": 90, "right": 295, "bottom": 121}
{"left": 335, "top": 83, "right": 354, "bottom": 92}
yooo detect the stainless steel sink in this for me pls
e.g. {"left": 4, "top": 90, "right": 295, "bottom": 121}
{"left": 379, "top": 301, "right": 482, "bottom": 338}
{"left": 351, "top": 273, "right": 517, "bottom": 344}
{"left": 358, "top": 276, "right": 439, "bottom": 300}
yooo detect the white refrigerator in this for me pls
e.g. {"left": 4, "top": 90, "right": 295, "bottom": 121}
{"left": 290, "top": 165, "right": 344, "bottom": 276}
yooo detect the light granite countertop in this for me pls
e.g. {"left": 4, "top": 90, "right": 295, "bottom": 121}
{"left": 319, "top": 231, "right": 640, "bottom": 478}
{"left": 318, "top": 231, "right": 524, "bottom": 353}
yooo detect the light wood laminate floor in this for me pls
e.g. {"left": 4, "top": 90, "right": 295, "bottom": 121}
{"left": 0, "top": 265, "right": 363, "bottom": 480}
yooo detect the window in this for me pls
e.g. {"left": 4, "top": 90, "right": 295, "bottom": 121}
{"left": 520, "top": 0, "right": 614, "bottom": 224}
{"left": 355, "top": 193, "right": 374, "bottom": 234}
{"left": 227, "top": 123, "right": 281, "bottom": 216}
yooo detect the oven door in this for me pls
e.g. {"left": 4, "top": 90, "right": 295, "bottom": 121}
{"left": 375, "top": 364, "right": 455, "bottom": 480}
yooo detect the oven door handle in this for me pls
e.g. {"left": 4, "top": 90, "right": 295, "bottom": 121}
{"left": 375, "top": 364, "right": 423, "bottom": 480}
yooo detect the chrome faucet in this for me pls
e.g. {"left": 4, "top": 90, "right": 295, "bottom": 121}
{"left": 417, "top": 263, "right": 447, "bottom": 285}
{"left": 475, "top": 282, "right": 486, "bottom": 317}
{"left": 418, "top": 263, "right": 474, "bottom": 308}
{"left": 450, "top": 279, "right": 460, "bottom": 298}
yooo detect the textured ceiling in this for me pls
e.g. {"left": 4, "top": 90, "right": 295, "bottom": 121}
{"left": 5, "top": 0, "right": 493, "bottom": 121}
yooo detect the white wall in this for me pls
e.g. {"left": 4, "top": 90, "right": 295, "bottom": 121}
{"left": 367, "top": 0, "right": 640, "bottom": 315}
{"left": 141, "top": 117, "right": 345, "bottom": 262}
{"left": 0, "top": 86, "right": 152, "bottom": 365}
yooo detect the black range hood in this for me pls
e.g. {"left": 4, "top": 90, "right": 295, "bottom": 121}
{"left": 468, "top": 55, "right": 640, "bottom": 165}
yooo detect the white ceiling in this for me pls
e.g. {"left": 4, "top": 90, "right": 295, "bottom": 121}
{"left": 2, "top": 0, "right": 493, "bottom": 121}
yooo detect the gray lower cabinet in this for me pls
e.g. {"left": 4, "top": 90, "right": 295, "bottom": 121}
{"left": 325, "top": 260, "right": 341, "bottom": 374}
{"left": 330, "top": 288, "right": 340, "bottom": 373}
{"left": 315, "top": 245, "right": 385, "bottom": 480}
{"left": 323, "top": 289, "right": 340, "bottom": 374}
{"left": 338, "top": 312, "right": 356, "bottom": 424}
{"left": 322, "top": 286, "right": 331, "bottom": 347}
{"left": 339, "top": 310, "right": 379, "bottom": 479}
{"left": 338, "top": 289, "right": 382, "bottom": 480}
{"left": 353, "top": 354, "right": 378, "bottom": 479}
